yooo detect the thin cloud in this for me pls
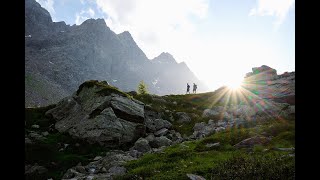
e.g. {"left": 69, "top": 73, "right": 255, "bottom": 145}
{"left": 94, "top": 0, "right": 209, "bottom": 59}
{"left": 249, "top": 0, "right": 295, "bottom": 27}
{"left": 75, "top": 8, "right": 96, "bottom": 25}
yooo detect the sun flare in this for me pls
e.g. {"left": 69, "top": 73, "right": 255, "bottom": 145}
{"left": 225, "top": 79, "right": 243, "bottom": 90}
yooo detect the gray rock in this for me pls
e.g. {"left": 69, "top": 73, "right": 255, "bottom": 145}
{"left": 202, "top": 106, "right": 224, "bottom": 118}
{"left": 110, "top": 96, "right": 145, "bottom": 123}
{"left": 131, "top": 138, "right": 151, "bottom": 153}
{"left": 145, "top": 118, "right": 172, "bottom": 132}
{"left": 205, "top": 142, "right": 220, "bottom": 148}
{"left": 41, "top": 131, "right": 49, "bottom": 136}
{"left": 186, "top": 173, "right": 206, "bottom": 180}
{"left": 176, "top": 112, "right": 191, "bottom": 123}
{"left": 234, "top": 136, "right": 271, "bottom": 149}
{"left": 75, "top": 165, "right": 87, "bottom": 174}
{"left": 93, "top": 156, "right": 103, "bottom": 161}
{"left": 128, "top": 149, "right": 142, "bottom": 158}
{"left": 145, "top": 133, "right": 155, "bottom": 142}
{"left": 149, "top": 136, "right": 172, "bottom": 148}
{"left": 273, "top": 147, "right": 295, "bottom": 151}
{"left": 108, "top": 166, "right": 126, "bottom": 176}
{"left": 25, "top": 137, "right": 33, "bottom": 144}
{"left": 154, "top": 128, "right": 169, "bottom": 136}
{"left": 45, "top": 83, "right": 146, "bottom": 147}
{"left": 25, "top": 164, "right": 48, "bottom": 179}
{"left": 29, "top": 132, "right": 46, "bottom": 141}
{"left": 31, "top": 124, "right": 40, "bottom": 129}
{"left": 193, "top": 122, "right": 206, "bottom": 131}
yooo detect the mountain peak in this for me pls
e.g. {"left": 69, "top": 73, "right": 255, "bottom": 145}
{"left": 153, "top": 52, "right": 177, "bottom": 64}
{"left": 118, "top": 31, "right": 134, "bottom": 41}
{"left": 80, "top": 18, "right": 107, "bottom": 29}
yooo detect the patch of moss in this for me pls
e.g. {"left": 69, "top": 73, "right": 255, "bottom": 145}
{"left": 76, "top": 80, "right": 131, "bottom": 98}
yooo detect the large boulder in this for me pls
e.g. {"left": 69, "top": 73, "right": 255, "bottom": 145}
{"left": 45, "top": 81, "right": 146, "bottom": 147}
{"left": 243, "top": 66, "right": 295, "bottom": 105}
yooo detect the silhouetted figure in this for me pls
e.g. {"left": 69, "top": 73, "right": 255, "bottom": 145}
{"left": 193, "top": 83, "right": 197, "bottom": 93}
{"left": 186, "top": 83, "right": 190, "bottom": 94}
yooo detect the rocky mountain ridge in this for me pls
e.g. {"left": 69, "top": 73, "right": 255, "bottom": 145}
{"left": 25, "top": 0, "right": 207, "bottom": 107}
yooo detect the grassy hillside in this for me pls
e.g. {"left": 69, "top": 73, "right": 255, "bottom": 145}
{"left": 117, "top": 119, "right": 295, "bottom": 179}
{"left": 25, "top": 87, "right": 295, "bottom": 179}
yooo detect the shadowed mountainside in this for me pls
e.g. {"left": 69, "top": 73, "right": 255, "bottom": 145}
{"left": 25, "top": 0, "right": 207, "bottom": 107}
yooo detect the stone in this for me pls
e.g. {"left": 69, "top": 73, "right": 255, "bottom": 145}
{"left": 131, "top": 138, "right": 151, "bottom": 153}
{"left": 41, "top": 131, "right": 49, "bottom": 136}
{"left": 234, "top": 136, "right": 271, "bottom": 149}
{"left": 145, "top": 133, "right": 155, "bottom": 142}
{"left": 25, "top": 137, "right": 33, "bottom": 144}
{"left": 186, "top": 173, "right": 206, "bottom": 180}
{"left": 45, "top": 84, "right": 146, "bottom": 147}
{"left": 149, "top": 136, "right": 172, "bottom": 148}
{"left": 145, "top": 118, "right": 172, "bottom": 132}
{"left": 154, "top": 128, "right": 169, "bottom": 136}
{"left": 93, "top": 156, "right": 103, "bottom": 161}
{"left": 205, "top": 142, "right": 220, "bottom": 148}
{"left": 176, "top": 112, "right": 191, "bottom": 123}
{"left": 31, "top": 124, "right": 40, "bottom": 129}
{"left": 108, "top": 166, "right": 127, "bottom": 176}
{"left": 25, "top": 164, "right": 48, "bottom": 180}
{"left": 29, "top": 132, "right": 46, "bottom": 141}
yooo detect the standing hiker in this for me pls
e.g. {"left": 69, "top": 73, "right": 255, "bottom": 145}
{"left": 186, "top": 83, "right": 190, "bottom": 94}
{"left": 193, "top": 83, "right": 197, "bottom": 93}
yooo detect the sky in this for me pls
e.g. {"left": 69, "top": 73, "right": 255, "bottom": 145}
{"left": 35, "top": 0, "right": 295, "bottom": 91}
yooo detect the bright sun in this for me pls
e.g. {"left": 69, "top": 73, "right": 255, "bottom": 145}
{"left": 225, "top": 78, "right": 243, "bottom": 90}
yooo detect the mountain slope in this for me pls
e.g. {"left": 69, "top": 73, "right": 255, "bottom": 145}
{"left": 25, "top": 0, "right": 208, "bottom": 107}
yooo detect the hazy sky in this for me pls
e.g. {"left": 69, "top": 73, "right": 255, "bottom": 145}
{"left": 36, "top": 0, "right": 295, "bottom": 91}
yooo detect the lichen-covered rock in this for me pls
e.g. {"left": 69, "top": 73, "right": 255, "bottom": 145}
{"left": 44, "top": 81, "right": 146, "bottom": 147}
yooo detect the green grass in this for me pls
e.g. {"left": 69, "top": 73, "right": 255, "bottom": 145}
{"left": 117, "top": 119, "right": 295, "bottom": 180}
{"left": 26, "top": 82, "right": 295, "bottom": 180}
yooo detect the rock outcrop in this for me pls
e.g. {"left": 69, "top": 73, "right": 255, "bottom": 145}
{"left": 45, "top": 80, "right": 146, "bottom": 147}
{"left": 243, "top": 65, "right": 295, "bottom": 105}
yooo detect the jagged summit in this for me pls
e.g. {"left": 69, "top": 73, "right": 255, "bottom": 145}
{"left": 152, "top": 52, "right": 178, "bottom": 64}
{"left": 80, "top": 18, "right": 107, "bottom": 28}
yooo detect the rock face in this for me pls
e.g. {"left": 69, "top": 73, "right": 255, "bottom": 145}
{"left": 243, "top": 65, "right": 295, "bottom": 105}
{"left": 45, "top": 80, "right": 146, "bottom": 147}
{"left": 25, "top": 0, "right": 207, "bottom": 107}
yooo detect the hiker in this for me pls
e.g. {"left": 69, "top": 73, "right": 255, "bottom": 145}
{"left": 186, "top": 83, "right": 190, "bottom": 94}
{"left": 193, "top": 83, "right": 197, "bottom": 93}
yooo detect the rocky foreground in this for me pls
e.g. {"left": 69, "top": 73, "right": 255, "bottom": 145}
{"left": 25, "top": 66, "right": 295, "bottom": 179}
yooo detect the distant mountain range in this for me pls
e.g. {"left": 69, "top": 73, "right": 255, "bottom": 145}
{"left": 25, "top": 0, "right": 208, "bottom": 107}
